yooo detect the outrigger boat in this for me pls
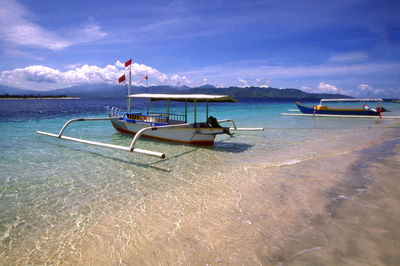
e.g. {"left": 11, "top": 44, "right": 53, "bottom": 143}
{"left": 295, "top": 98, "right": 389, "bottom": 117}
{"left": 105, "top": 93, "right": 256, "bottom": 145}
{"left": 36, "top": 60, "right": 263, "bottom": 159}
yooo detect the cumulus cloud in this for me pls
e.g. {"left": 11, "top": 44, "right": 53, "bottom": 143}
{"left": 256, "top": 78, "right": 270, "bottom": 88}
{"left": 0, "top": 61, "right": 192, "bottom": 90}
{"left": 0, "top": 64, "right": 118, "bottom": 89}
{"left": 358, "top": 83, "right": 373, "bottom": 91}
{"left": 299, "top": 83, "right": 349, "bottom": 95}
{"left": 170, "top": 74, "right": 191, "bottom": 86}
{"left": 300, "top": 86, "right": 313, "bottom": 93}
{"left": 300, "top": 82, "right": 344, "bottom": 94}
{"left": 0, "top": 0, "right": 106, "bottom": 50}
{"left": 355, "top": 83, "right": 386, "bottom": 97}
{"left": 316, "top": 82, "right": 340, "bottom": 93}
{"left": 238, "top": 77, "right": 249, "bottom": 87}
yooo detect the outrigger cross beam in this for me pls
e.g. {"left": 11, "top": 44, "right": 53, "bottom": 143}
{"left": 36, "top": 117, "right": 167, "bottom": 159}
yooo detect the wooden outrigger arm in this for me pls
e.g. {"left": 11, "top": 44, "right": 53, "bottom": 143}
{"left": 36, "top": 117, "right": 167, "bottom": 159}
{"left": 36, "top": 117, "right": 263, "bottom": 159}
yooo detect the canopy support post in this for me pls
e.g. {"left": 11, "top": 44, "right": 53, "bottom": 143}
{"left": 146, "top": 77, "right": 149, "bottom": 115}
{"left": 167, "top": 99, "right": 170, "bottom": 120}
{"left": 206, "top": 100, "right": 209, "bottom": 121}
{"left": 194, "top": 99, "right": 197, "bottom": 124}
{"left": 185, "top": 100, "right": 187, "bottom": 123}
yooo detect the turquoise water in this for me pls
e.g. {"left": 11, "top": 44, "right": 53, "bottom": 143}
{"left": 1, "top": 98, "right": 400, "bottom": 264}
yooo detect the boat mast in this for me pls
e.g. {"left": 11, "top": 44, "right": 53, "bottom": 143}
{"left": 127, "top": 67, "right": 132, "bottom": 113}
{"left": 146, "top": 76, "right": 149, "bottom": 115}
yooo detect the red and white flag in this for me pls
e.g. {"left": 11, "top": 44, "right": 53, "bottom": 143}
{"left": 138, "top": 76, "right": 148, "bottom": 83}
{"left": 118, "top": 74, "right": 126, "bottom": 84}
{"left": 124, "top": 59, "right": 132, "bottom": 68}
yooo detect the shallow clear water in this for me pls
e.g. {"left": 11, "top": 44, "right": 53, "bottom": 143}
{"left": 0, "top": 98, "right": 400, "bottom": 264}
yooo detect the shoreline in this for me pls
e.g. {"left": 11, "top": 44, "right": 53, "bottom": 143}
{"left": 0, "top": 97, "right": 80, "bottom": 100}
{"left": 292, "top": 135, "right": 400, "bottom": 264}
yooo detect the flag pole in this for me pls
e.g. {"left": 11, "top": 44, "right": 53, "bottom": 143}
{"left": 127, "top": 66, "right": 131, "bottom": 113}
{"left": 146, "top": 76, "right": 149, "bottom": 115}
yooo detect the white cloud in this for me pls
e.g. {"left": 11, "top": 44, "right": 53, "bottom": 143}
{"left": 256, "top": 78, "right": 270, "bottom": 88}
{"left": 300, "top": 83, "right": 349, "bottom": 95}
{"left": 0, "top": 61, "right": 191, "bottom": 90}
{"left": 170, "top": 74, "right": 191, "bottom": 86}
{"left": 0, "top": 0, "right": 106, "bottom": 51}
{"left": 159, "top": 74, "right": 169, "bottom": 84}
{"left": 238, "top": 77, "right": 249, "bottom": 87}
{"left": 115, "top": 60, "right": 125, "bottom": 68}
{"left": 355, "top": 83, "right": 385, "bottom": 97}
{"left": 300, "top": 86, "right": 313, "bottom": 92}
{"left": 358, "top": 83, "right": 373, "bottom": 91}
{"left": 316, "top": 82, "right": 340, "bottom": 93}
{"left": 0, "top": 64, "right": 118, "bottom": 89}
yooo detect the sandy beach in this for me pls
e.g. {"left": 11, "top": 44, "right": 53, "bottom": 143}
{"left": 295, "top": 141, "right": 400, "bottom": 265}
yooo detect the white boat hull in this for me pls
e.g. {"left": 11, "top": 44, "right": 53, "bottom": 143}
{"left": 111, "top": 118, "right": 225, "bottom": 145}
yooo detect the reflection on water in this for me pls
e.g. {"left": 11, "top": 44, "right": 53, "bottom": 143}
{"left": 1, "top": 100, "right": 400, "bottom": 264}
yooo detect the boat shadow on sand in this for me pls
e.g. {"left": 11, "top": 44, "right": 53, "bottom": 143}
{"left": 49, "top": 143, "right": 173, "bottom": 172}
{"left": 209, "top": 141, "right": 254, "bottom": 153}
{"left": 143, "top": 136, "right": 255, "bottom": 154}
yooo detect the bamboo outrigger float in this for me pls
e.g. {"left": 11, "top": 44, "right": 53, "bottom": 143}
{"left": 36, "top": 59, "right": 263, "bottom": 158}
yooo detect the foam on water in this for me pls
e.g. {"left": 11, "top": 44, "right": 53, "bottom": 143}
{"left": 1, "top": 99, "right": 400, "bottom": 264}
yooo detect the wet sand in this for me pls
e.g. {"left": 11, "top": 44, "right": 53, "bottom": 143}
{"left": 293, "top": 141, "right": 400, "bottom": 265}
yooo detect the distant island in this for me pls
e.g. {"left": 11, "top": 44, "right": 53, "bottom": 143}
{"left": 0, "top": 83, "right": 350, "bottom": 100}
{"left": 0, "top": 94, "right": 80, "bottom": 100}
{"left": 185, "top": 86, "right": 350, "bottom": 100}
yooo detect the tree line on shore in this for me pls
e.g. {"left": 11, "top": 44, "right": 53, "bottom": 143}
{"left": 0, "top": 94, "right": 69, "bottom": 99}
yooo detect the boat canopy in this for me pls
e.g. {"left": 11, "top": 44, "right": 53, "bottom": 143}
{"left": 127, "top": 93, "right": 238, "bottom": 103}
{"left": 320, "top": 98, "right": 382, "bottom": 103}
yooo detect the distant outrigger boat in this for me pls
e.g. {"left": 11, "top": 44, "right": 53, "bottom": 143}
{"left": 296, "top": 98, "right": 389, "bottom": 117}
{"left": 37, "top": 59, "right": 263, "bottom": 158}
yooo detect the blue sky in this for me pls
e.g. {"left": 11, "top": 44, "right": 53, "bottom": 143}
{"left": 0, "top": 0, "right": 399, "bottom": 97}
